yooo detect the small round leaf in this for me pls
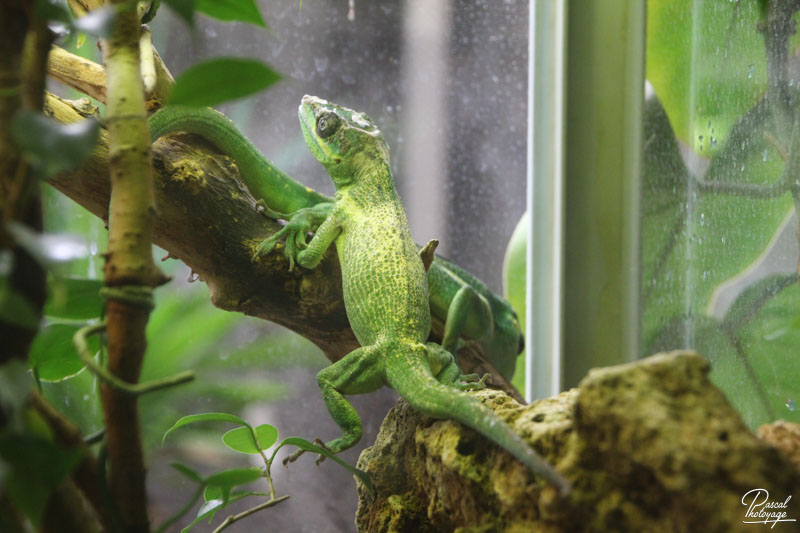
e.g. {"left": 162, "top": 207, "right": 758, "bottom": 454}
{"left": 221, "top": 424, "right": 278, "bottom": 454}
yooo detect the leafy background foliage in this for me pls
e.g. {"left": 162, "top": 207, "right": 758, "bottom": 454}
{"left": 643, "top": 0, "right": 799, "bottom": 429}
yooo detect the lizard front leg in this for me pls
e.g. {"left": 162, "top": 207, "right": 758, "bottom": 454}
{"left": 254, "top": 202, "right": 334, "bottom": 269}
{"left": 295, "top": 207, "right": 343, "bottom": 269}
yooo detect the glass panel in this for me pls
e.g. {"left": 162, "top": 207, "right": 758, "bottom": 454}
{"left": 39, "top": 1, "right": 529, "bottom": 530}
{"left": 643, "top": 0, "right": 800, "bottom": 430}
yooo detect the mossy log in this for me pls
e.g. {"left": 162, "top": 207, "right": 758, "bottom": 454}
{"left": 356, "top": 351, "right": 800, "bottom": 532}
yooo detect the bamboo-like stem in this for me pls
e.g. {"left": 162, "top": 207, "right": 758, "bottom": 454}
{"left": 99, "top": 1, "right": 165, "bottom": 531}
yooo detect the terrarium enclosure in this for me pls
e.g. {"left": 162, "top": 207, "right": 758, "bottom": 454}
{"left": 1, "top": 1, "right": 799, "bottom": 532}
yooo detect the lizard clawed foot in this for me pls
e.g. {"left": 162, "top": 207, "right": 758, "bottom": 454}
{"left": 455, "top": 372, "right": 491, "bottom": 391}
{"left": 255, "top": 199, "right": 289, "bottom": 221}
{"left": 312, "top": 438, "right": 330, "bottom": 466}
{"left": 282, "top": 438, "right": 332, "bottom": 466}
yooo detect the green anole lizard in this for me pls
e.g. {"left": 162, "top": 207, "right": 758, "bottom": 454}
{"left": 149, "top": 105, "right": 524, "bottom": 381}
{"left": 273, "top": 95, "right": 569, "bottom": 494}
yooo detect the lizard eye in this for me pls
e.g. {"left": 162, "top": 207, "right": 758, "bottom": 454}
{"left": 317, "top": 113, "right": 339, "bottom": 139}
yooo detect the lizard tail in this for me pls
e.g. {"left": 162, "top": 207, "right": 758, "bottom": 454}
{"left": 148, "top": 105, "right": 330, "bottom": 212}
{"left": 387, "top": 358, "right": 571, "bottom": 495}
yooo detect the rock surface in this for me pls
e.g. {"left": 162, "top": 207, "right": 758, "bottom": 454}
{"left": 355, "top": 351, "right": 800, "bottom": 532}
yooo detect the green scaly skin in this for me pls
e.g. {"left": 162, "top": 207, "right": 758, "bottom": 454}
{"left": 149, "top": 105, "right": 525, "bottom": 380}
{"left": 282, "top": 95, "right": 569, "bottom": 494}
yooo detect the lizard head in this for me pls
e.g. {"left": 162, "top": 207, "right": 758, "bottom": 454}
{"left": 299, "top": 95, "right": 390, "bottom": 189}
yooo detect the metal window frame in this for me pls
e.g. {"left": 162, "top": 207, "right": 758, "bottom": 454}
{"left": 527, "top": 0, "right": 645, "bottom": 399}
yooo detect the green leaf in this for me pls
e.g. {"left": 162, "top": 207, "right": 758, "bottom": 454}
{"left": 721, "top": 274, "right": 798, "bottom": 331}
{"left": 647, "top": 0, "right": 766, "bottom": 154}
{"left": 728, "top": 281, "right": 800, "bottom": 427}
{"left": 639, "top": 95, "right": 793, "bottom": 350}
{"left": 171, "top": 462, "right": 204, "bottom": 483}
{"left": 204, "top": 467, "right": 263, "bottom": 502}
{"left": 168, "top": 58, "right": 281, "bottom": 108}
{"left": 181, "top": 492, "right": 259, "bottom": 532}
{"left": 0, "top": 280, "right": 40, "bottom": 331}
{"left": 29, "top": 322, "right": 98, "bottom": 381}
{"left": 0, "top": 434, "right": 83, "bottom": 527}
{"left": 6, "top": 222, "right": 89, "bottom": 268}
{"left": 11, "top": 111, "right": 100, "bottom": 178}
{"left": 44, "top": 276, "right": 103, "bottom": 320}
{"left": 502, "top": 211, "right": 527, "bottom": 393}
{"left": 73, "top": 5, "right": 116, "bottom": 38}
{"left": 35, "top": 0, "right": 71, "bottom": 24}
{"left": 195, "top": 0, "right": 265, "bottom": 27}
{"left": 649, "top": 314, "right": 774, "bottom": 429}
{"left": 162, "top": 412, "right": 250, "bottom": 443}
{"left": 275, "top": 437, "right": 375, "bottom": 497}
{"left": 182, "top": 498, "right": 223, "bottom": 532}
{"left": 162, "top": 0, "right": 195, "bottom": 26}
{"left": 222, "top": 424, "right": 278, "bottom": 454}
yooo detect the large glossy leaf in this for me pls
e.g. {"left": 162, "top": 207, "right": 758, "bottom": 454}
{"left": 44, "top": 276, "right": 102, "bottom": 320}
{"left": 11, "top": 111, "right": 100, "bottom": 178}
{"left": 731, "top": 280, "right": 800, "bottom": 427}
{"left": 640, "top": 95, "right": 793, "bottom": 350}
{"left": 649, "top": 314, "right": 772, "bottom": 428}
{"left": 168, "top": 58, "right": 281, "bottom": 108}
{"left": 195, "top": 0, "right": 265, "bottom": 27}
{"left": 29, "top": 322, "right": 99, "bottom": 382}
{"left": 222, "top": 424, "right": 278, "bottom": 454}
{"left": 647, "top": 0, "right": 767, "bottom": 154}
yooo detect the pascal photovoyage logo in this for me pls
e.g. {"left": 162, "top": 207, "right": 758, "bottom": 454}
{"left": 741, "top": 489, "right": 796, "bottom": 528}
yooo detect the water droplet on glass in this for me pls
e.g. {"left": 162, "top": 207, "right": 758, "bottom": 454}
{"left": 314, "top": 56, "right": 329, "bottom": 74}
{"left": 748, "top": 65, "right": 754, "bottom": 78}
{"left": 699, "top": 213, "right": 705, "bottom": 225}
{"left": 787, "top": 398, "right": 796, "bottom": 411}
{"left": 763, "top": 149, "right": 768, "bottom": 162}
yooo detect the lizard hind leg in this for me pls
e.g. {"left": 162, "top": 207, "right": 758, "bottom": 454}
{"left": 284, "top": 344, "right": 386, "bottom": 465}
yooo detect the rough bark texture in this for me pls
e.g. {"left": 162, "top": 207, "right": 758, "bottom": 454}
{"left": 355, "top": 351, "right": 800, "bottom": 532}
